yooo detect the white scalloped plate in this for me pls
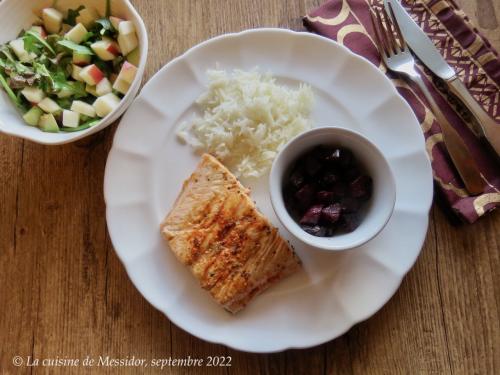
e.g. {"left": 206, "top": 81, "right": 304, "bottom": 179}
{"left": 104, "top": 28, "right": 433, "bottom": 353}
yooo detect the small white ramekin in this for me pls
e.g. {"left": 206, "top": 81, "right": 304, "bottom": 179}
{"left": 270, "top": 126, "right": 396, "bottom": 251}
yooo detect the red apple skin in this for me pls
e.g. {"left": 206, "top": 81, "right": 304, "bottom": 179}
{"left": 106, "top": 43, "right": 121, "bottom": 56}
{"left": 87, "top": 65, "right": 105, "bottom": 84}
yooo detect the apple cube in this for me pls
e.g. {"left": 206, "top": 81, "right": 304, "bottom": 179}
{"left": 38, "top": 113, "right": 59, "bottom": 132}
{"left": 9, "top": 39, "right": 33, "bottom": 63}
{"left": 118, "top": 21, "right": 136, "bottom": 36}
{"left": 96, "top": 78, "right": 112, "bottom": 96}
{"left": 30, "top": 26, "right": 47, "bottom": 39}
{"left": 73, "top": 51, "right": 91, "bottom": 66}
{"left": 86, "top": 84, "right": 98, "bottom": 97}
{"left": 38, "top": 97, "right": 61, "bottom": 113}
{"left": 91, "top": 40, "right": 120, "bottom": 61}
{"left": 117, "top": 33, "right": 138, "bottom": 56}
{"left": 62, "top": 110, "right": 80, "bottom": 128}
{"left": 76, "top": 7, "right": 99, "bottom": 29}
{"left": 21, "top": 87, "right": 46, "bottom": 104}
{"left": 117, "top": 61, "right": 138, "bottom": 84}
{"left": 57, "top": 87, "right": 73, "bottom": 98}
{"left": 71, "top": 100, "right": 96, "bottom": 117}
{"left": 112, "top": 78, "right": 130, "bottom": 95}
{"left": 71, "top": 64, "right": 84, "bottom": 81}
{"left": 42, "top": 8, "right": 63, "bottom": 34}
{"left": 93, "top": 93, "right": 121, "bottom": 117}
{"left": 65, "top": 23, "right": 88, "bottom": 44}
{"left": 79, "top": 64, "right": 105, "bottom": 86}
{"left": 126, "top": 48, "right": 140, "bottom": 66}
{"left": 110, "top": 16, "right": 124, "bottom": 30}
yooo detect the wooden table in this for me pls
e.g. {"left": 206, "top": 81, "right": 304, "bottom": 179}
{"left": 1, "top": 0, "right": 499, "bottom": 374}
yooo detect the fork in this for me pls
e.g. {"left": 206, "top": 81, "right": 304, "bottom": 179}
{"left": 370, "top": 4, "right": 485, "bottom": 195}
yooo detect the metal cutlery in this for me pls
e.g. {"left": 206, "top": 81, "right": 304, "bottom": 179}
{"left": 370, "top": 4, "right": 485, "bottom": 195}
{"left": 384, "top": 0, "right": 500, "bottom": 157}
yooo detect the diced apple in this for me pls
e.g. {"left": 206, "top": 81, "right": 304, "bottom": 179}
{"left": 118, "top": 21, "right": 136, "bottom": 36}
{"left": 86, "top": 84, "right": 98, "bottom": 97}
{"left": 91, "top": 40, "right": 120, "bottom": 61}
{"left": 79, "top": 64, "right": 105, "bottom": 85}
{"left": 93, "top": 93, "right": 120, "bottom": 117}
{"left": 73, "top": 51, "right": 92, "bottom": 66}
{"left": 30, "top": 26, "right": 47, "bottom": 39}
{"left": 112, "top": 78, "right": 130, "bottom": 95}
{"left": 96, "top": 78, "right": 112, "bottom": 96}
{"left": 38, "top": 113, "right": 59, "bottom": 132}
{"left": 62, "top": 110, "right": 80, "bottom": 128}
{"left": 71, "top": 100, "right": 96, "bottom": 117}
{"left": 76, "top": 7, "right": 99, "bottom": 29}
{"left": 9, "top": 39, "right": 32, "bottom": 62}
{"left": 71, "top": 64, "right": 84, "bottom": 82}
{"left": 117, "top": 33, "right": 138, "bottom": 56}
{"left": 23, "top": 107, "right": 44, "bottom": 126}
{"left": 117, "top": 61, "right": 138, "bottom": 84}
{"left": 21, "top": 87, "right": 46, "bottom": 104}
{"left": 38, "top": 97, "right": 61, "bottom": 113}
{"left": 42, "top": 8, "right": 63, "bottom": 34}
{"left": 57, "top": 87, "right": 73, "bottom": 98}
{"left": 126, "top": 48, "right": 140, "bottom": 66}
{"left": 110, "top": 16, "right": 124, "bottom": 30}
{"left": 65, "top": 23, "right": 88, "bottom": 44}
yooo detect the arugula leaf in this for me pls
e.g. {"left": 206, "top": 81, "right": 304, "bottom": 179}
{"left": 24, "top": 30, "right": 56, "bottom": 55}
{"left": 57, "top": 40, "right": 94, "bottom": 55}
{"left": 95, "top": 18, "right": 115, "bottom": 36}
{"left": 64, "top": 5, "right": 85, "bottom": 26}
{"left": 61, "top": 81, "right": 86, "bottom": 98}
{"left": 0, "top": 71, "right": 19, "bottom": 105}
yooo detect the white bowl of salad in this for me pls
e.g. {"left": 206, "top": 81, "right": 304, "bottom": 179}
{"left": 0, "top": 0, "right": 148, "bottom": 144}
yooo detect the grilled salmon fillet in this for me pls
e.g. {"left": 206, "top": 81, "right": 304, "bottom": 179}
{"left": 160, "top": 154, "right": 301, "bottom": 313}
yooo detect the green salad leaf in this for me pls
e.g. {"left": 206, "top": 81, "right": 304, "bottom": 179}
{"left": 57, "top": 40, "right": 94, "bottom": 55}
{"left": 0, "top": 71, "right": 19, "bottom": 105}
{"left": 95, "top": 18, "right": 115, "bottom": 36}
{"left": 24, "top": 30, "right": 56, "bottom": 55}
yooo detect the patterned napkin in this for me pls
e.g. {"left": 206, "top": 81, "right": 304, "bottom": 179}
{"left": 303, "top": 0, "right": 500, "bottom": 223}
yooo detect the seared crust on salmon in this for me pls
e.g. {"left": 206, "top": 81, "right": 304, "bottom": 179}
{"left": 160, "top": 154, "right": 301, "bottom": 313}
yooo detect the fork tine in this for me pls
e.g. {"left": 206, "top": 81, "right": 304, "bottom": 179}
{"left": 387, "top": 1, "right": 407, "bottom": 51}
{"left": 381, "top": 6, "right": 399, "bottom": 54}
{"left": 373, "top": 7, "right": 391, "bottom": 56}
{"left": 370, "top": 9, "right": 387, "bottom": 57}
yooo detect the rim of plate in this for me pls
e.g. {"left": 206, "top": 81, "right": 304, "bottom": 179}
{"left": 104, "top": 28, "right": 433, "bottom": 353}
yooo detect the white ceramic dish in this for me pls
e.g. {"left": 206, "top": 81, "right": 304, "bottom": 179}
{"left": 0, "top": 0, "right": 148, "bottom": 145}
{"left": 270, "top": 127, "right": 396, "bottom": 251}
{"left": 104, "top": 28, "right": 433, "bottom": 353}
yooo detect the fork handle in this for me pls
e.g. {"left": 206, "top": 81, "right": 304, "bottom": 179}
{"left": 446, "top": 77, "right": 500, "bottom": 157}
{"left": 409, "top": 75, "right": 485, "bottom": 195}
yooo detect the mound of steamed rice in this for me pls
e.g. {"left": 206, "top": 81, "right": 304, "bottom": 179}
{"left": 177, "top": 69, "right": 314, "bottom": 178}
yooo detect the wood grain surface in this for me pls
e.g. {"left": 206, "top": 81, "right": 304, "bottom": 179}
{"left": 0, "top": 0, "right": 499, "bottom": 374}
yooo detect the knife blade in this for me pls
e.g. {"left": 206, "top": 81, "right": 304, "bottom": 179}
{"left": 385, "top": 0, "right": 500, "bottom": 157}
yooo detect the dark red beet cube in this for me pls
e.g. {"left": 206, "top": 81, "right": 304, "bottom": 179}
{"left": 316, "top": 190, "right": 334, "bottom": 203}
{"left": 300, "top": 205, "right": 323, "bottom": 225}
{"left": 321, "top": 172, "right": 339, "bottom": 187}
{"left": 295, "top": 184, "right": 316, "bottom": 207}
{"left": 289, "top": 168, "right": 305, "bottom": 189}
{"left": 340, "top": 197, "right": 361, "bottom": 213}
{"left": 321, "top": 203, "right": 342, "bottom": 224}
{"left": 350, "top": 175, "right": 372, "bottom": 200}
{"left": 305, "top": 155, "right": 321, "bottom": 177}
{"left": 301, "top": 224, "right": 327, "bottom": 237}
{"left": 341, "top": 213, "right": 361, "bottom": 232}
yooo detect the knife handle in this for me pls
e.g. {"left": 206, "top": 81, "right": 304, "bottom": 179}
{"left": 447, "top": 76, "right": 500, "bottom": 157}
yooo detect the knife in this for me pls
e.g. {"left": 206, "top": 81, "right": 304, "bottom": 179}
{"left": 385, "top": 0, "right": 500, "bottom": 157}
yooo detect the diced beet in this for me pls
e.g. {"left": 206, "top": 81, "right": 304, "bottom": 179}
{"left": 321, "top": 203, "right": 342, "bottom": 224}
{"left": 289, "top": 168, "right": 305, "bottom": 189}
{"left": 305, "top": 155, "right": 322, "bottom": 177}
{"left": 301, "top": 224, "right": 327, "bottom": 237}
{"left": 344, "top": 166, "right": 361, "bottom": 182}
{"left": 350, "top": 175, "right": 373, "bottom": 200}
{"left": 340, "top": 197, "right": 361, "bottom": 213}
{"left": 300, "top": 204, "right": 323, "bottom": 225}
{"left": 316, "top": 190, "right": 334, "bottom": 203}
{"left": 331, "top": 182, "right": 347, "bottom": 199}
{"left": 295, "top": 184, "right": 316, "bottom": 208}
{"left": 338, "top": 148, "right": 353, "bottom": 169}
{"left": 321, "top": 172, "right": 339, "bottom": 187}
{"left": 340, "top": 213, "right": 361, "bottom": 232}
